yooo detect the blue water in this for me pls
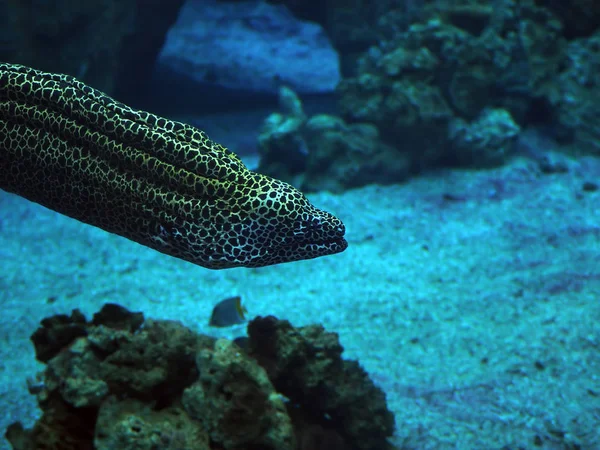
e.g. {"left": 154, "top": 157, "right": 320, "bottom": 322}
{"left": 2, "top": 1, "right": 600, "bottom": 449}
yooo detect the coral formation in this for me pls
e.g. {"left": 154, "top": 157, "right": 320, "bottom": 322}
{"left": 258, "top": 86, "right": 310, "bottom": 185}
{"left": 535, "top": 0, "right": 600, "bottom": 39}
{"left": 262, "top": 0, "right": 600, "bottom": 187}
{"left": 552, "top": 30, "right": 600, "bottom": 154}
{"left": 6, "top": 304, "right": 395, "bottom": 450}
{"left": 449, "top": 108, "right": 521, "bottom": 167}
{"left": 258, "top": 86, "right": 410, "bottom": 191}
{"left": 247, "top": 316, "right": 397, "bottom": 450}
{"left": 183, "top": 338, "right": 296, "bottom": 449}
{"left": 337, "top": 0, "right": 562, "bottom": 169}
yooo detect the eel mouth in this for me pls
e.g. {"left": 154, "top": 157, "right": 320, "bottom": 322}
{"left": 289, "top": 235, "right": 348, "bottom": 256}
{"left": 330, "top": 236, "right": 349, "bottom": 253}
{"left": 321, "top": 223, "right": 348, "bottom": 254}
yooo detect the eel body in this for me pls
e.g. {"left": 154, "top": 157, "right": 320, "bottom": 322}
{"left": 0, "top": 63, "right": 347, "bottom": 269}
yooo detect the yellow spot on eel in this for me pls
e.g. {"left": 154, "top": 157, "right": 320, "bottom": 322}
{"left": 0, "top": 63, "right": 347, "bottom": 269}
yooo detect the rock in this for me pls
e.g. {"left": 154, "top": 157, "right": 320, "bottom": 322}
{"left": 91, "top": 303, "right": 144, "bottom": 332}
{"left": 158, "top": 0, "right": 340, "bottom": 95}
{"left": 183, "top": 338, "right": 296, "bottom": 450}
{"left": 449, "top": 108, "right": 521, "bottom": 167}
{"left": 47, "top": 338, "right": 110, "bottom": 408}
{"left": 39, "top": 316, "right": 201, "bottom": 411}
{"left": 267, "top": 0, "right": 405, "bottom": 74}
{"left": 8, "top": 305, "right": 395, "bottom": 450}
{"left": 30, "top": 309, "right": 88, "bottom": 363}
{"left": 302, "top": 114, "right": 411, "bottom": 192}
{"left": 5, "top": 393, "right": 97, "bottom": 450}
{"left": 535, "top": 0, "right": 600, "bottom": 39}
{"left": 553, "top": 31, "right": 600, "bottom": 154}
{"left": 258, "top": 86, "right": 310, "bottom": 184}
{"left": 336, "top": 0, "right": 565, "bottom": 172}
{"left": 94, "top": 320, "right": 201, "bottom": 404}
{"left": 95, "top": 397, "right": 209, "bottom": 450}
{"left": 247, "top": 315, "right": 396, "bottom": 450}
{"left": 257, "top": 87, "right": 410, "bottom": 192}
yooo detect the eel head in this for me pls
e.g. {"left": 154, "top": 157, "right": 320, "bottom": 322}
{"left": 176, "top": 172, "right": 347, "bottom": 269}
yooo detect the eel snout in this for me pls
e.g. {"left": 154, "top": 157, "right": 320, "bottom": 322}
{"left": 203, "top": 175, "right": 347, "bottom": 269}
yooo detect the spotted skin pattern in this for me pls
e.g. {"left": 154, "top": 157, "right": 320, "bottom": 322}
{"left": 0, "top": 63, "right": 347, "bottom": 269}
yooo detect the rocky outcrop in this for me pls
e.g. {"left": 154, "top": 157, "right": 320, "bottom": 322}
{"left": 6, "top": 304, "right": 396, "bottom": 450}
{"left": 257, "top": 87, "right": 410, "bottom": 191}
{"left": 158, "top": 0, "right": 340, "bottom": 95}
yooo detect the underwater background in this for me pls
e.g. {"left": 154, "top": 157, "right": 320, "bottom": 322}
{"left": 1, "top": 0, "right": 600, "bottom": 449}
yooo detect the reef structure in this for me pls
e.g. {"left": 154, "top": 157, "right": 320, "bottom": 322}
{"left": 6, "top": 304, "right": 396, "bottom": 450}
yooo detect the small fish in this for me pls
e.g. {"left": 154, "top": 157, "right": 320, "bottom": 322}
{"left": 209, "top": 296, "right": 247, "bottom": 327}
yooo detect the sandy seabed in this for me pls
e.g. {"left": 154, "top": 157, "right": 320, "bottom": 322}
{"left": 0, "top": 153, "right": 599, "bottom": 449}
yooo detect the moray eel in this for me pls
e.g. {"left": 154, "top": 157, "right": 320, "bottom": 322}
{"left": 0, "top": 63, "right": 347, "bottom": 269}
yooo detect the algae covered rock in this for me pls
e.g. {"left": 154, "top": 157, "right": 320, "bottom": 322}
{"left": 248, "top": 315, "right": 396, "bottom": 450}
{"left": 303, "top": 114, "right": 411, "bottom": 191}
{"left": 39, "top": 311, "right": 200, "bottom": 409}
{"left": 258, "top": 86, "right": 310, "bottom": 185}
{"left": 183, "top": 338, "right": 295, "bottom": 450}
{"left": 336, "top": 0, "right": 569, "bottom": 171}
{"left": 449, "top": 108, "right": 521, "bottom": 167}
{"left": 30, "top": 309, "right": 88, "bottom": 363}
{"left": 6, "top": 395, "right": 96, "bottom": 450}
{"left": 552, "top": 31, "right": 600, "bottom": 153}
{"left": 95, "top": 397, "right": 209, "bottom": 450}
{"left": 258, "top": 87, "right": 410, "bottom": 191}
{"left": 263, "top": 0, "right": 600, "bottom": 183}
{"left": 535, "top": 0, "right": 600, "bottom": 39}
{"left": 7, "top": 304, "right": 396, "bottom": 450}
